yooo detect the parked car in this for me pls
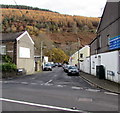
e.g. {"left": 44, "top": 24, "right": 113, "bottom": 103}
{"left": 43, "top": 63, "right": 52, "bottom": 71}
{"left": 67, "top": 66, "right": 79, "bottom": 76}
{"left": 51, "top": 63, "right": 56, "bottom": 68}
{"left": 55, "top": 63, "right": 58, "bottom": 66}
{"left": 58, "top": 63, "right": 62, "bottom": 67}
{"left": 62, "top": 64, "right": 67, "bottom": 69}
{"left": 64, "top": 65, "right": 71, "bottom": 72}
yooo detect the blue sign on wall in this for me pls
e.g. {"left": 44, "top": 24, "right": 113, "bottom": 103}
{"left": 109, "top": 35, "right": 120, "bottom": 50}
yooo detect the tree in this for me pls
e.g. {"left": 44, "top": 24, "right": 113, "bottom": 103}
{"left": 44, "top": 48, "right": 69, "bottom": 63}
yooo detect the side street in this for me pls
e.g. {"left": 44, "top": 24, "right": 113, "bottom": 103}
{"left": 0, "top": 0, "right": 120, "bottom": 112}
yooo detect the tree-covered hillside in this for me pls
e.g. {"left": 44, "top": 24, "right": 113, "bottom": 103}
{"left": 0, "top": 5, "right": 100, "bottom": 60}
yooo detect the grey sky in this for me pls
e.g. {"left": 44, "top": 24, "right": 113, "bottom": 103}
{"left": 0, "top": 0, "right": 107, "bottom": 17}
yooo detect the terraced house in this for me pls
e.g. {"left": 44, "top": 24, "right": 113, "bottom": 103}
{"left": 90, "top": 0, "right": 120, "bottom": 83}
{"left": 0, "top": 31, "right": 35, "bottom": 74}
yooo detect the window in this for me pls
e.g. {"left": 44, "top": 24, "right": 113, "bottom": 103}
{"left": 19, "top": 47, "right": 30, "bottom": 58}
{"left": 80, "top": 53, "right": 83, "bottom": 58}
{"left": 0, "top": 45, "right": 6, "bottom": 55}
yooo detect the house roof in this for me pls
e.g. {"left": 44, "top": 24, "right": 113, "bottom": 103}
{"left": 0, "top": 31, "right": 24, "bottom": 41}
{"left": 97, "top": 1, "right": 120, "bottom": 34}
{"left": 89, "top": 37, "right": 97, "bottom": 45}
{"left": 96, "top": 2, "right": 107, "bottom": 34}
{"left": 0, "top": 31, "right": 34, "bottom": 44}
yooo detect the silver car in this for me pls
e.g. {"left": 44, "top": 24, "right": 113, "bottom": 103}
{"left": 67, "top": 66, "right": 79, "bottom": 76}
{"left": 64, "top": 65, "right": 71, "bottom": 72}
{"left": 43, "top": 63, "right": 52, "bottom": 71}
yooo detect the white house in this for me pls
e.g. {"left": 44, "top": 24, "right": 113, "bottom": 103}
{"left": 89, "top": 1, "right": 120, "bottom": 83}
{"left": 69, "top": 45, "right": 90, "bottom": 69}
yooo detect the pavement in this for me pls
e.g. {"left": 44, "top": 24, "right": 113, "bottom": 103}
{"left": 80, "top": 71, "right": 120, "bottom": 94}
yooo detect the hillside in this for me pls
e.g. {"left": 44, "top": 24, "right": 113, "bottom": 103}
{"left": 1, "top": 5, "right": 100, "bottom": 56}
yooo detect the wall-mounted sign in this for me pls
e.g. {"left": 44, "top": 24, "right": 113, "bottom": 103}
{"left": 19, "top": 47, "right": 30, "bottom": 58}
{"left": 109, "top": 35, "right": 120, "bottom": 50}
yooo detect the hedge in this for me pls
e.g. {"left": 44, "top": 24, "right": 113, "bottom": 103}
{"left": 0, "top": 63, "right": 17, "bottom": 72}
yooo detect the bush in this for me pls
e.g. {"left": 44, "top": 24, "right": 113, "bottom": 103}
{"left": 2, "top": 55, "right": 12, "bottom": 63}
{"left": 1, "top": 63, "right": 17, "bottom": 72}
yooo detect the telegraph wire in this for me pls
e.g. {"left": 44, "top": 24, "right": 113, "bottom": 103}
{"left": 13, "top": 0, "right": 36, "bottom": 20}
{"left": 13, "top": 0, "right": 24, "bottom": 17}
{"left": 12, "top": 0, "right": 37, "bottom": 31}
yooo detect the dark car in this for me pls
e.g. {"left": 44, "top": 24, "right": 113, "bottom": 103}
{"left": 67, "top": 66, "right": 79, "bottom": 76}
{"left": 58, "top": 63, "right": 62, "bottom": 67}
{"left": 43, "top": 63, "right": 52, "bottom": 71}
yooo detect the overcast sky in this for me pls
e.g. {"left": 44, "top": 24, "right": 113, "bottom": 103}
{"left": 0, "top": 0, "right": 107, "bottom": 17}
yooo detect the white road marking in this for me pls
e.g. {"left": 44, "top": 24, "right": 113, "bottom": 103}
{"left": 0, "top": 98, "right": 85, "bottom": 112}
{"left": 62, "top": 85, "right": 67, "bottom": 87}
{"left": 86, "top": 89, "right": 100, "bottom": 92}
{"left": 72, "top": 87, "right": 83, "bottom": 90}
{"left": 78, "top": 98, "right": 93, "bottom": 102}
{"left": 44, "top": 83, "right": 53, "bottom": 86}
{"left": 57, "top": 85, "right": 63, "bottom": 87}
{"left": 30, "top": 83, "right": 37, "bottom": 85}
{"left": 104, "top": 92, "right": 118, "bottom": 96}
{"left": 3, "top": 81, "right": 13, "bottom": 83}
{"left": 21, "top": 82, "right": 28, "bottom": 85}
{"left": 3, "top": 81, "right": 20, "bottom": 84}
{"left": 31, "top": 78, "right": 36, "bottom": 80}
{"left": 54, "top": 75, "right": 57, "bottom": 77}
{"left": 45, "top": 80, "right": 52, "bottom": 84}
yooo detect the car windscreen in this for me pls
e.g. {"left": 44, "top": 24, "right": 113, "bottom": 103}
{"left": 45, "top": 64, "right": 51, "bottom": 66}
{"left": 68, "top": 66, "right": 77, "bottom": 69}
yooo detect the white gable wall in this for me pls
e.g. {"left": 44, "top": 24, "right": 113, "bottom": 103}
{"left": 90, "top": 51, "right": 120, "bottom": 83}
{"left": 80, "top": 57, "right": 90, "bottom": 74}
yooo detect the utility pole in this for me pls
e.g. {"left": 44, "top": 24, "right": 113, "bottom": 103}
{"left": 41, "top": 41, "right": 43, "bottom": 66}
{"left": 78, "top": 38, "right": 80, "bottom": 70}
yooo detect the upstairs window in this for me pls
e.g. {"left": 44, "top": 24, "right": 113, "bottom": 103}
{"left": 80, "top": 53, "right": 83, "bottom": 58}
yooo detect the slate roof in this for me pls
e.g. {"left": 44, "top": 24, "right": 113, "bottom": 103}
{"left": 0, "top": 31, "right": 25, "bottom": 42}
{"left": 97, "top": 1, "right": 120, "bottom": 33}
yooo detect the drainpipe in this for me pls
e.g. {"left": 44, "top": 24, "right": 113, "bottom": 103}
{"left": 78, "top": 38, "right": 80, "bottom": 70}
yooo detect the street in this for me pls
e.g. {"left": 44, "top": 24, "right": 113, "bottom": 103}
{"left": 1, "top": 67, "right": 118, "bottom": 112}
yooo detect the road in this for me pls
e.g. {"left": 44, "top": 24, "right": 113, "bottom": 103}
{"left": 1, "top": 67, "right": 119, "bottom": 112}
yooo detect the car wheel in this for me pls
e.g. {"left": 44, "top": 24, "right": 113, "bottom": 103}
{"left": 68, "top": 73, "right": 70, "bottom": 76}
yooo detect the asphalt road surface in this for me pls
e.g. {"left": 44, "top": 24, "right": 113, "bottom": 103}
{"left": 1, "top": 67, "right": 119, "bottom": 112}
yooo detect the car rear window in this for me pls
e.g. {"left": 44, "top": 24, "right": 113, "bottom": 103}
{"left": 45, "top": 64, "right": 51, "bottom": 66}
